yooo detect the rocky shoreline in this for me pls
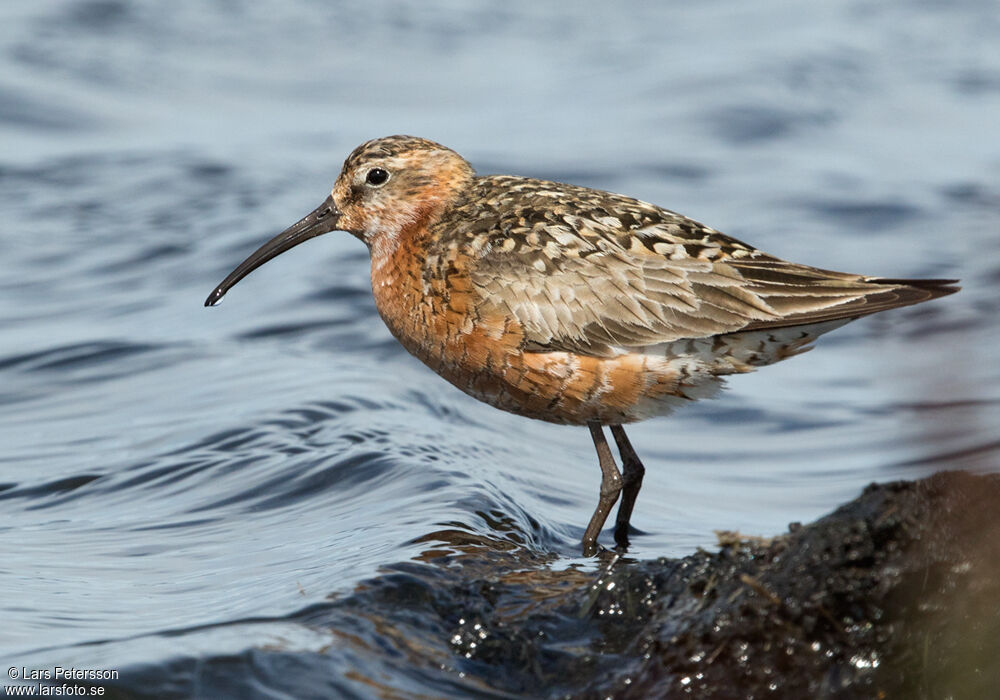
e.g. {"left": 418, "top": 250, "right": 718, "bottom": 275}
{"left": 94, "top": 471, "right": 1000, "bottom": 699}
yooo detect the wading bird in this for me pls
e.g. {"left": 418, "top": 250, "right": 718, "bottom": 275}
{"left": 206, "top": 136, "right": 957, "bottom": 555}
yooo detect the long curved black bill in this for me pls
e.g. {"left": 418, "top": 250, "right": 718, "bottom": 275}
{"left": 205, "top": 195, "right": 340, "bottom": 307}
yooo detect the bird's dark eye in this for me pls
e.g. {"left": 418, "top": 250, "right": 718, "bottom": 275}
{"left": 365, "top": 168, "right": 390, "bottom": 186}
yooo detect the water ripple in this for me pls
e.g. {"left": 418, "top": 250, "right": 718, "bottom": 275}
{"left": 1, "top": 0, "right": 998, "bottom": 694}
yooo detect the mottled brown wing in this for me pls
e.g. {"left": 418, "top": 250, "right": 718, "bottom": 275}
{"left": 728, "top": 263, "right": 959, "bottom": 331}
{"left": 443, "top": 176, "right": 957, "bottom": 356}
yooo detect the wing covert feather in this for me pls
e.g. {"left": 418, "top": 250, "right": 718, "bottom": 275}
{"left": 428, "top": 176, "right": 957, "bottom": 356}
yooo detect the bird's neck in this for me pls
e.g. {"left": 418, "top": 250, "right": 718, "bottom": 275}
{"left": 369, "top": 232, "right": 437, "bottom": 359}
{"left": 366, "top": 174, "right": 472, "bottom": 273}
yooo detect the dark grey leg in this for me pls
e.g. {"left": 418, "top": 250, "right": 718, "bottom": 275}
{"left": 610, "top": 424, "right": 645, "bottom": 548}
{"left": 582, "top": 422, "right": 623, "bottom": 556}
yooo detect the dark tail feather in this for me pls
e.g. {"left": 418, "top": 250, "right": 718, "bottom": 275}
{"left": 864, "top": 277, "right": 961, "bottom": 300}
{"left": 743, "top": 276, "right": 960, "bottom": 332}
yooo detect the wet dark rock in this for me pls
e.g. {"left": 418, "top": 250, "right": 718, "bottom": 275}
{"left": 95, "top": 471, "right": 1000, "bottom": 699}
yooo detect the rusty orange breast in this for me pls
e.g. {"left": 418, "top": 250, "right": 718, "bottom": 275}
{"left": 368, "top": 232, "right": 689, "bottom": 426}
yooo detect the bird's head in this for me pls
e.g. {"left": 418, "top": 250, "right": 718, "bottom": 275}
{"left": 205, "top": 135, "right": 474, "bottom": 306}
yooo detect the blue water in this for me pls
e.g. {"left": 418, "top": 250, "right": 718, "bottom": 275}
{"left": 1, "top": 0, "right": 998, "bottom": 696}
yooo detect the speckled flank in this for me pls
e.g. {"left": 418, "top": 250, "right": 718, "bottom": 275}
{"left": 328, "top": 135, "right": 957, "bottom": 425}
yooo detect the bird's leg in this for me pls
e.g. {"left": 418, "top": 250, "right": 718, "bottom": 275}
{"left": 582, "top": 422, "right": 623, "bottom": 556}
{"left": 609, "top": 424, "right": 646, "bottom": 549}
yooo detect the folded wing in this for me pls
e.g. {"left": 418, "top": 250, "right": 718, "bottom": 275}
{"left": 461, "top": 178, "right": 957, "bottom": 356}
